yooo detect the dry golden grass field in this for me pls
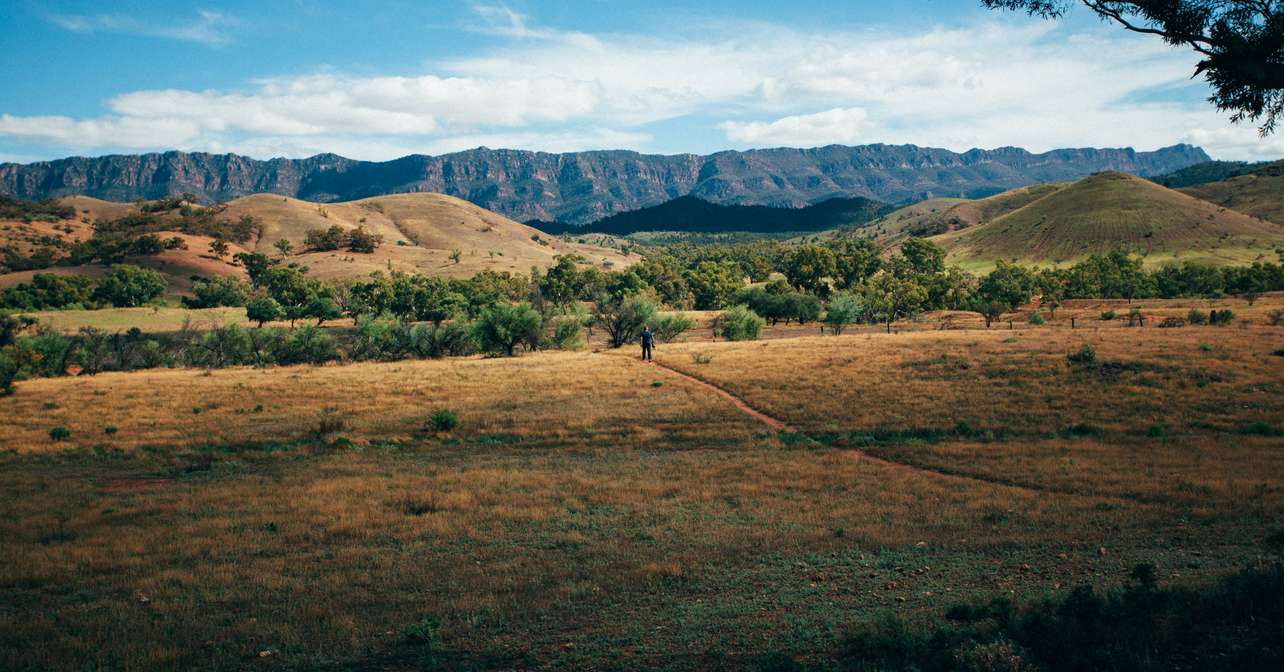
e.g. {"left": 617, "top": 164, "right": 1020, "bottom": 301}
{"left": 0, "top": 298, "right": 1281, "bottom": 670}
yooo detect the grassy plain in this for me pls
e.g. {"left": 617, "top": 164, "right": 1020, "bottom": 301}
{"left": 0, "top": 298, "right": 1281, "bottom": 670}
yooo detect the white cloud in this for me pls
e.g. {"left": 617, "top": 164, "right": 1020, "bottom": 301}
{"left": 210, "top": 128, "right": 652, "bottom": 162}
{"left": 3, "top": 11, "right": 1281, "bottom": 161}
{"left": 0, "top": 114, "right": 203, "bottom": 149}
{"left": 47, "top": 9, "right": 237, "bottom": 46}
{"left": 720, "top": 108, "right": 870, "bottom": 146}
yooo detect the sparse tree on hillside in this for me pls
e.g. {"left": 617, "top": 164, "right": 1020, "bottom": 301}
{"left": 246, "top": 296, "right": 285, "bottom": 327}
{"left": 208, "top": 237, "right": 230, "bottom": 259}
{"left": 982, "top": 0, "right": 1284, "bottom": 133}
{"left": 274, "top": 239, "right": 294, "bottom": 258}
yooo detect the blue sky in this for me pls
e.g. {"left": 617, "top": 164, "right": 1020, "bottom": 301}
{"left": 1, "top": 0, "right": 1280, "bottom": 163}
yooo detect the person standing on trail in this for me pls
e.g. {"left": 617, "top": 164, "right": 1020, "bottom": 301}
{"left": 640, "top": 325, "right": 654, "bottom": 362}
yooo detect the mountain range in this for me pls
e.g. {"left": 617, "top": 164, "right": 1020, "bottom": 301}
{"left": 0, "top": 144, "right": 1211, "bottom": 226}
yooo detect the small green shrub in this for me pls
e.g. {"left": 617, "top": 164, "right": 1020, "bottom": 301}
{"left": 691, "top": 352, "right": 713, "bottom": 365}
{"left": 280, "top": 325, "right": 339, "bottom": 365}
{"left": 1210, "top": 309, "right": 1235, "bottom": 326}
{"left": 1067, "top": 344, "right": 1097, "bottom": 365}
{"left": 651, "top": 312, "right": 694, "bottom": 343}
{"left": 49, "top": 426, "right": 70, "bottom": 441}
{"left": 104, "top": 426, "right": 118, "bottom": 435}
{"left": 409, "top": 322, "right": 476, "bottom": 359}
{"left": 1269, "top": 309, "right": 1283, "bottom": 326}
{"left": 550, "top": 316, "right": 585, "bottom": 350}
{"left": 1188, "top": 308, "right": 1209, "bottom": 325}
{"left": 1100, "top": 310, "right": 1116, "bottom": 321}
{"left": 1027, "top": 311, "right": 1045, "bottom": 325}
{"left": 427, "top": 408, "right": 459, "bottom": 433}
{"left": 400, "top": 615, "right": 442, "bottom": 648}
{"left": 712, "top": 305, "right": 765, "bottom": 341}
{"left": 0, "top": 347, "right": 17, "bottom": 396}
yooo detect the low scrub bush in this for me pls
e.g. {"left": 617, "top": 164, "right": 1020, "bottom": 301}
{"left": 1100, "top": 310, "right": 1116, "bottom": 321}
{"left": 550, "top": 316, "right": 585, "bottom": 350}
{"left": 713, "top": 305, "right": 764, "bottom": 341}
{"left": 409, "top": 322, "right": 476, "bottom": 358}
{"left": 1188, "top": 308, "right": 1209, "bottom": 325}
{"left": 349, "top": 315, "right": 412, "bottom": 361}
{"left": 0, "top": 347, "right": 17, "bottom": 395}
{"left": 1158, "top": 317, "right": 1187, "bottom": 328}
{"left": 651, "top": 312, "right": 694, "bottom": 343}
{"left": 186, "top": 324, "right": 254, "bottom": 368}
{"left": 1066, "top": 344, "right": 1097, "bottom": 365}
{"left": 1027, "top": 311, "right": 1045, "bottom": 325}
{"left": 280, "top": 325, "right": 340, "bottom": 365}
{"left": 825, "top": 293, "right": 865, "bottom": 336}
{"left": 691, "top": 352, "right": 713, "bottom": 365}
{"left": 48, "top": 426, "right": 70, "bottom": 441}
{"left": 427, "top": 408, "right": 459, "bottom": 433}
{"left": 24, "top": 330, "right": 75, "bottom": 377}
{"left": 1269, "top": 309, "right": 1283, "bottom": 326}
{"left": 1210, "top": 309, "right": 1235, "bottom": 326}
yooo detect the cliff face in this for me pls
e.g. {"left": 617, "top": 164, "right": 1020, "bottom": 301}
{"left": 0, "top": 144, "right": 1211, "bottom": 225}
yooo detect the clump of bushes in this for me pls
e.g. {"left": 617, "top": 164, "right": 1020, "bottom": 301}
{"left": 426, "top": 408, "right": 459, "bottom": 433}
{"left": 1100, "top": 310, "right": 1116, "bottom": 321}
{"left": 825, "top": 293, "right": 865, "bottom": 336}
{"left": 1067, "top": 344, "right": 1097, "bottom": 365}
{"left": 1210, "top": 309, "right": 1235, "bottom": 326}
{"left": 1188, "top": 308, "right": 1209, "bottom": 325}
{"left": 712, "top": 305, "right": 764, "bottom": 341}
{"left": 303, "top": 224, "right": 383, "bottom": 253}
{"left": 471, "top": 302, "right": 542, "bottom": 356}
{"left": 48, "top": 426, "right": 70, "bottom": 441}
{"left": 550, "top": 316, "right": 585, "bottom": 350}
{"left": 1027, "top": 311, "right": 1046, "bottom": 325}
{"left": 651, "top": 312, "right": 694, "bottom": 343}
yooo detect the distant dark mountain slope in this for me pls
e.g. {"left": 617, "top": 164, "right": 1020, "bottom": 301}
{"left": 532, "top": 195, "right": 893, "bottom": 235}
{"left": 1150, "top": 160, "right": 1277, "bottom": 188}
{"left": 0, "top": 144, "right": 1211, "bottom": 225}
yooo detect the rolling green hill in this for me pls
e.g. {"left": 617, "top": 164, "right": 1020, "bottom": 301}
{"left": 1178, "top": 161, "right": 1284, "bottom": 226}
{"left": 934, "top": 171, "right": 1284, "bottom": 270}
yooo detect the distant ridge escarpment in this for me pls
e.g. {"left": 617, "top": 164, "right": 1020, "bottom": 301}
{"left": 0, "top": 144, "right": 1211, "bottom": 225}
